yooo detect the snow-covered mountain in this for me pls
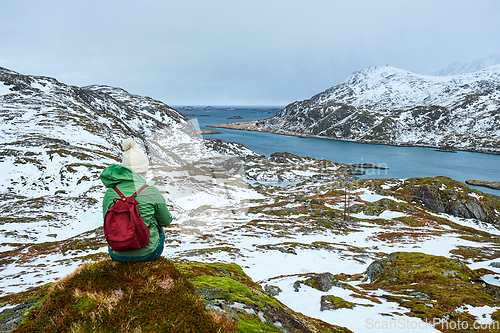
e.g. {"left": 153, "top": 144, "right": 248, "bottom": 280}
{"left": 0, "top": 67, "right": 204, "bottom": 245}
{"left": 428, "top": 54, "right": 500, "bottom": 76}
{"left": 263, "top": 65, "right": 500, "bottom": 153}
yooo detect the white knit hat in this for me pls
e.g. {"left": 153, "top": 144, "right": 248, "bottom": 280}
{"left": 122, "top": 138, "right": 149, "bottom": 173}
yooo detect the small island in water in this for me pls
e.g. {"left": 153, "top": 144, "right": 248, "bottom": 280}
{"left": 465, "top": 179, "right": 500, "bottom": 190}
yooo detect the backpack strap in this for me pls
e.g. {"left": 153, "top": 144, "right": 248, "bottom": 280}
{"left": 149, "top": 217, "right": 162, "bottom": 233}
{"left": 113, "top": 185, "right": 148, "bottom": 199}
{"left": 113, "top": 187, "right": 126, "bottom": 199}
{"left": 133, "top": 185, "right": 149, "bottom": 198}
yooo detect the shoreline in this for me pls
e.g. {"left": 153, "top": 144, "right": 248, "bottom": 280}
{"left": 207, "top": 120, "right": 500, "bottom": 156}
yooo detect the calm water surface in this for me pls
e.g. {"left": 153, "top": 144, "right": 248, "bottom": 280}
{"left": 177, "top": 107, "right": 500, "bottom": 195}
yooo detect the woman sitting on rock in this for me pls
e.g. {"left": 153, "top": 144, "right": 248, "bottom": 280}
{"left": 100, "top": 138, "right": 172, "bottom": 262}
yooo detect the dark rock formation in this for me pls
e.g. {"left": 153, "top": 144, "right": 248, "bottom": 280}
{"left": 293, "top": 272, "right": 351, "bottom": 292}
{"left": 377, "top": 176, "right": 500, "bottom": 226}
{"left": 366, "top": 255, "right": 395, "bottom": 282}
{"left": 409, "top": 184, "right": 490, "bottom": 221}
{"left": 0, "top": 298, "right": 41, "bottom": 333}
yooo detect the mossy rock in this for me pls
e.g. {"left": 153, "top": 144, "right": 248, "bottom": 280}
{"left": 293, "top": 272, "right": 353, "bottom": 293}
{"left": 12, "top": 258, "right": 238, "bottom": 333}
{"left": 175, "top": 261, "right": 352, "bottom": 332}
{"left": 0, "top": 298, "right": 44, "bottom": 332}
{"left": 320, "top": 295, "right": 372, "bottom": 311}
{"left": 6, "top": 259, "right": 352, "bottom": 333}
{"left": 350, "top": 197, "right": 417, "bottom": 216}
{"left": 362, "top": 252, "right": 500, "bottom": 329}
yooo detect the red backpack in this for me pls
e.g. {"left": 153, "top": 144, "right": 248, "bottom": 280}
{"left": 103, "top": 185, "right": 151, "bottom": 252}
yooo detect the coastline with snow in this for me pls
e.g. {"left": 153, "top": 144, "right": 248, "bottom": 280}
{"left": 207, "top": 120, "right": 500, "bottom": 155}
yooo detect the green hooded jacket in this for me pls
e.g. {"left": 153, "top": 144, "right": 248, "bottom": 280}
{"left": 100, "top": 164, "right": 172, "bottom": 258}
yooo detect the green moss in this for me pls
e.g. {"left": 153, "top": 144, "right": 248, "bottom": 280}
{"left": 174, "top": 261, "right": 246, "bottom": 281}
{"left": 237, "top": 314, "right": 282, "bottom": 332}
{"left": 0, "top": 312, "right": 14, "bottom": 323}
{"left": 394, "top": 216, "right": 427, "bottom": 227}
{"left": 192, "top": 275, "right": 253, "bottom": 299}
{"left": 322, "top": 295, "right": 358, "bottom": 310}
{"left": 72, "top": 297, "right": 97, "bottom": 313}
{"left": 254, "top": 295, "right": 282, "bottom": 308}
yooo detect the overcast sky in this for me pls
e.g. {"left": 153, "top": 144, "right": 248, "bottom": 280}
{"left": 1, "top": 0, "right": 499, "bottom": 106}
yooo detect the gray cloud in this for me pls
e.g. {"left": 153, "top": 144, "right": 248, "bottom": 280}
{"left": 1, "top": 0, "right": 499, "bottom": 105}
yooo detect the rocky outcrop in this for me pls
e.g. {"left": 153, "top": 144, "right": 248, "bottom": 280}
{"left": 366, "top": 176, "right": 500, "bottom": 226}
{"left": 320, "top": 296, "right": 358, "bottom": 311}
{"left": 293, "top": 272, "right": 351, "bottom": 292}
{"left": 409, "top": 183, "right": 497, "bottom": 223}
{"left": 9, "top": 259, "right": 351, "bottom": 333}
{"left": 0, "top": 298, "right": 41, "bottom": 333}
{"left": 362, "top": 252, "right": 500, "bottom": 328}
{"left": 366, "top": 255, "right": 395, "bottom": 282}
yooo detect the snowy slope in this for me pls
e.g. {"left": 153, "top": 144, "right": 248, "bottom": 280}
{"left": 264, "top": 65, "right": 500, "bottom": 152}
{"left": 0, "top": 67, "right": 210, "bottom": 246}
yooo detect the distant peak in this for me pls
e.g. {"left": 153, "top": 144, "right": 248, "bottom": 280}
{"left": 423, "top": 54, "right": 500, "bottom": 76}
{"left": 344, "top": 65, "right": 412, "bottom": 85}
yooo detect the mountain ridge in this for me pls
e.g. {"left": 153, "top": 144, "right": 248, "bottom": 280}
{"left": 259, "top": 65, "right": 500, "bottom": 153}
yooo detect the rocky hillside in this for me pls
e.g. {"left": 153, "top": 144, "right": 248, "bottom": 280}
{"left": 262, "top": 65, "right": 500, "bottom": 153}
{"left": 0, "top": 66, "right": 196, "bottom": 243}
{"left": 3, "top": 67, "right": 500, "bottom": 332}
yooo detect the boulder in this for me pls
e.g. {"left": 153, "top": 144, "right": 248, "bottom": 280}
{"left": 293, "top": 272, "right": 351, "bottom": 292}
{"left": 264, "top": 285, "right": 282, "bottom": 296}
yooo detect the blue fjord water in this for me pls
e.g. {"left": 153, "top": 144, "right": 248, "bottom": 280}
{"left": 178, "top": 107, "right": 500, "bottom": 195}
